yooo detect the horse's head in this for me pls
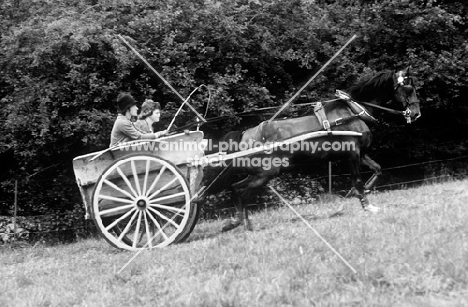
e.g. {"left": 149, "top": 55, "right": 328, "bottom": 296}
{"left": 392, "top": 67, "right": 421, "bottom": 123}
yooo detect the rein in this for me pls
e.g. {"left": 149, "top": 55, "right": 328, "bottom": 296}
{"left": 335, "top": 89, "right": 413, "bottom": 123}
{"left": 359, "top": 101, "right": 406, "bottom": 115}
{"left": 172, "top": 91, "right": 414, "bottom": 133}
{"left": 358, "top": 100, "right": 414, "bottom": 123}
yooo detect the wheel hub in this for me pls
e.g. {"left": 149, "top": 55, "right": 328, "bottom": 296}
{"left": 136, "top": 199, "right": 147, "bottom": 209}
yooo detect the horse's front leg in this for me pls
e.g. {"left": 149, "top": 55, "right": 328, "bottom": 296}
{"left": 361, "top": 154, "right": 382, "bottom": 192}
{"left": 349, "top": 155, "right": 380, "bottom": 213}
{"left": 346, "top": 154, "right": 382, "bottom": 197}
{"left": 355, "top": 181, "right": 380, "bottom": 213}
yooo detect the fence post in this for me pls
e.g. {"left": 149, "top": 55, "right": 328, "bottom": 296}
{"left": 328, "top": 161, "right": 332, "bottom": 194}
{"left": 13, "top": 179, "right": 18, "bottom": 240}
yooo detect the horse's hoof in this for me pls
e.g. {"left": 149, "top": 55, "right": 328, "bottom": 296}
{"left": 221, "top": 218, "right": 242, "bottom": 232}
{"left": 364, "top": 204, "right": 380, "bottom": 214}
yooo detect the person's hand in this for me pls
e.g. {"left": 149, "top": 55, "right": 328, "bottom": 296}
{"left": 154, "top": 130, "right": 165, "bottom": 138}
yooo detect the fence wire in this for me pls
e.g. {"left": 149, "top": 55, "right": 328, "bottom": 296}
{"left": 1, "top": 145, "right": 467, "bottom": 238}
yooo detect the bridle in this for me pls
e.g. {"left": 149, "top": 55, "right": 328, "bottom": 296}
{"left": 395, "top": 75, "right": 421, "bottom": 123}
{"left": 357, "top": 75, "right": 420, "bottom": 123}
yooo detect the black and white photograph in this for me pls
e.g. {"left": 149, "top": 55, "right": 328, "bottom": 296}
{"left": 1, "top": 0, "right": 467, "bottom": 306}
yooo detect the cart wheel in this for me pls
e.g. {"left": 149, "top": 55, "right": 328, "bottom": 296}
{"left": 91, "top": 154, "right": 197, "bottom": 251}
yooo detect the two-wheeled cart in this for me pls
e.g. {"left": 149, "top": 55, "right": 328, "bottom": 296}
{"left": 73, "top": 130, "right": 362, "bottom": 251}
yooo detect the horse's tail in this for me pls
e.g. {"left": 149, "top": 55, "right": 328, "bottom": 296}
{"left": 205, "top": 130, "right": 244, "bottom": 194}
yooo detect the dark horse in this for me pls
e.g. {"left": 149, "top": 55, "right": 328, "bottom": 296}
{"left": 212, "top": 67, "right": 421, "bottom": 231}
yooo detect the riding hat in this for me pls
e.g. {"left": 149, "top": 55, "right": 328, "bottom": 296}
{"left": 117, "top": 93, "right": 137, "bottom": 114}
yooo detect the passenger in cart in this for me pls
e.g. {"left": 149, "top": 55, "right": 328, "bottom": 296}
{"left": 109, "top": 93, "right": 167, "bottom": 147}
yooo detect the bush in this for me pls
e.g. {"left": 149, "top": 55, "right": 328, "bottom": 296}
{"left": 0, "top": 0, "right": 467, "bottom": 243}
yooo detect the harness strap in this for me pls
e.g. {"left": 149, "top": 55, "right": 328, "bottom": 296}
{"left": 314, "top": 101, "right": 332, "bottom": 134}
{"left": 329, "top": 114, "right": 359, "bottom": 128}
{"left": 335, "top": 90, "right": 378, "bottom": 124}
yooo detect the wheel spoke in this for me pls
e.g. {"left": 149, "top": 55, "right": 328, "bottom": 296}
{"left": 146, "top": 209, "right": 169, "bottom": 240}
{"left": 103, "top": 179, "right": 136, "bottom": 200}
{"left": 147, "top": 177, "right": 179, "bottom": 201}
{"left": 100, "top": 203, "right": 134, "bottom": 217}
{"left": 145, "top": 166, "right": 166, "bottom": 197}
{"left": 131, "top": 160, "right": 142, "bottom": 196}
{"left": 98, "top": 194, "right": 134, "bottom": 204}
{"left": 148, "top": 206, "right": 180, "bottom": 228}
{"left": 133, "top": 211, "right": 143, "bottom": 248}
{"left": 116, "top": 166, "right": 139, "bottom": 198}
{"left": 148, "top": 202, "right": 187, "bottom": 215}
{"left": 104, "top": 207, "right": 137, "bottom": 231}
{"left": 142, "top": 160, "right": 151, "bottom": 197}
{"left": 117, "top": 210, "right": 139, "bottom": 242}
{"left": 149, "top": 191, "right": 187, "bottom": 204}
{"left": 143, "top": 212, "right": 153, "bottom": 249}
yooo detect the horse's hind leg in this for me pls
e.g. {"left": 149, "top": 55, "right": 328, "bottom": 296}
{"left": 221, "top": 178, "right": 249, "bottom": 232}
{"left": 361, "top": 154, "right": 382, "bottom": 192}
{"left": 222, "top": 170, "right": 277, "bottom": 232}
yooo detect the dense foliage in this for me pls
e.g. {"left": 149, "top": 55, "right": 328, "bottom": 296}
{"left": 0, "top": 0, "right": 467, "bottom": 241}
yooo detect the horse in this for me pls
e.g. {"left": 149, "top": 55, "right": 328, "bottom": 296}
{"left": 210, "top": 67, "right": 421, "bottom": 232}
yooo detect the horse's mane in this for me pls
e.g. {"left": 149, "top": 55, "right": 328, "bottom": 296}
{"left": 348, "top": 71, "right": 395, "bottom": 102}
{"left": 323, "top": 99, "right": 348, "bottom": 113}
{"left": 278, "top": 71, "right": 397, "bottom": 115}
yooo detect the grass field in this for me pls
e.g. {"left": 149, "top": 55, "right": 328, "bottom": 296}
{"left": 1, "top": 179, "right": 467, "bottom": 307}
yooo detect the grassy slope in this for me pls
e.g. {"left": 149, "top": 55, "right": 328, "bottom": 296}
{"left": 1, "top": 179, "right": 467, "bottom": 307}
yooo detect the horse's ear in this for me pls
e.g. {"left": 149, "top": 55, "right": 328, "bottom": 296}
{"left": 395, "top": 66, "right": 410, "bottom": 77}
{"left": 394, "top": 69, "right": 404, "bottom": 85}
{"left": 404, "top": 66, "right": 411, "bottom": 76}
{"left": 394, "top": 66, "right": 412, "bottom": 84}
